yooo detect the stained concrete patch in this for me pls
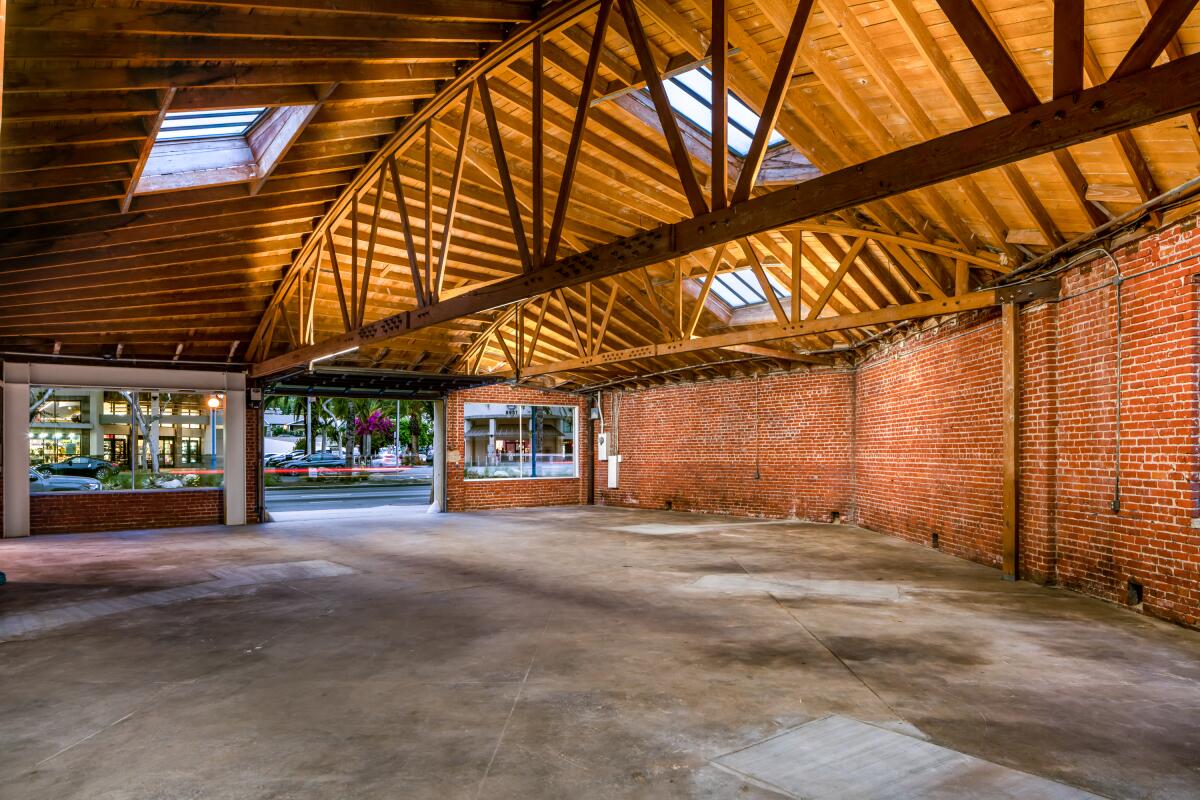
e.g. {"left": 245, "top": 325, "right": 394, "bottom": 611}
{"left": 685, "top": 574, "right": 903, "bottom": 602}
{"left": 711, "top": 716, "right": 1104, "bottom": 800}
{"left": 207, "top": 560, "right": 355, "bottom": 585}
{"left": 616, "top": 523, "right": 724, "bottom": 536}
{"left": 0, "top": 560, "right": 355, "bottom": 640}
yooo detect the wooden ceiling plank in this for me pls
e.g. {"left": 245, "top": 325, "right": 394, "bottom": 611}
{"left": 6, "top": 63, "right": 455, "bottom": 94}
{"left": 132, "top": 0, "right": 535, "bottom": 22}
{"left": 11, "top": 3, "right": 506, "bottom": 42}
{"left": 9, "top": 32, "right": 481, "bottom": 62}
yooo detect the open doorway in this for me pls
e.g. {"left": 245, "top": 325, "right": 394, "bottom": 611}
{"left": 262, "top": 394, "right": 435, "bottom": 518}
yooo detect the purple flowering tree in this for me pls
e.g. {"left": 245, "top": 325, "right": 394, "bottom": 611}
{"left": 354, "top": 410, "right": 394, "bottom": 463}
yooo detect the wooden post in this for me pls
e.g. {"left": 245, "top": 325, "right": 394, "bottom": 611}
{"left": 1001, "top": 301, "right": 1020, "bottom": 580}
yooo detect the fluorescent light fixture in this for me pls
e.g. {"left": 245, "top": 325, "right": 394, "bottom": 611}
{"left": 309, "top": 346, "right": 359, "bottom": 370}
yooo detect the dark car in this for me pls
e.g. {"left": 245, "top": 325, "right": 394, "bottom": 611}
{"left": 37, "top": 456, "right": 118, "bottom": 479}
{"left": 278, "top": 452, "right": 347, "bottom": 469}
{"left": 265, "top": 451, "right": 303, "bottom": 467}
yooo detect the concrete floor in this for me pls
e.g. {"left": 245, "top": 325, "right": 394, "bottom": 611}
{"left": 1, "top": 506, "right": 1198, "bottom": 799}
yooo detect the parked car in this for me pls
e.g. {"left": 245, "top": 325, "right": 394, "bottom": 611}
{"left": 29, "top": 468, "right": 101, "bottom": 492}
{"left": 37, "top": 456, "right": 118, "bottom": 479}
{"left": 278, "top": 452, "right": 347, "bottom": 469}
{"left": 265, "top": 451, "right": 302, "bottom": 467}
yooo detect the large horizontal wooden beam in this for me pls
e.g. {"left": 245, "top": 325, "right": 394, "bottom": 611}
{"left": 133, "top": 0, "right": 536, "bottom": 22}
{"left": 10, "top": 3, "right": 506, "bottom": 42}
{"left": 8, "top": 32, "right": 481, "bottom": 62}
{"left": 517, "top": 280, "right": 1059, "bottom": 376}
{"left": 249, "top": 52, "right": 1200, "bottom": 378}
{"left": 4, "top": 62, "right": 455, "bottom": 93}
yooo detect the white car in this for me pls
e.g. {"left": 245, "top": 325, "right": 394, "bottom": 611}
{"left": 29, "top": 468, "right": 101, "bottom": 492}
{"left": 369, "top": 451, "right": 400, "bottom": 468}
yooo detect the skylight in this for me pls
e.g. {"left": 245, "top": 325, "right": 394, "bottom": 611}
{"left": 659, "top": 68, "right": 785, "bottom": 156}
{"left": 156, "top": 107, "right": 269, "bottom": 142}
{"left": 707, "top": 268, "right": 790, "bottom": 309}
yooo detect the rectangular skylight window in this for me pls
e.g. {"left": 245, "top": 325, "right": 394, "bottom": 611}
{"left": 706, "top": 268, "right": 790, "bottom": 309}
{"left": 156, "top": 107, "right": 269, "bottom": 142}
{"left": 658, "top": 68, "right": 785, "bottom": 156}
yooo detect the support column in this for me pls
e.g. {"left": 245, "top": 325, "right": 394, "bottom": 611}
{"left": 1001, "top": 302, "right": 1020, "bottom": 579}
{"left": 431, "top": 399, "right": 446, "bottom": 513}
{"left": 3, "top": 362, "right": 31, "bottom": 537}
{"left": 224, "top": 389, "right": 246, "bottom": 526}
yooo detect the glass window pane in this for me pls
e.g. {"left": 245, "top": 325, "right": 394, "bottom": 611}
{"left": 731, "top": 271, "right": 767, "bottom": 302}
{"left": 29, "top": 386, "right": 223, "bottom": 494}
{"left": 709, "top": 274, "right": 750, "bottom": 306}
{"left": 156, "top": 107, "right": 267, "bottom": 142}
{"left": 661, "top": 80, "right": 713, "bottom": 133}
{"left": 706, "top": 269, "right": 791, "bottom": 308}
{"left": 464, "top": 403, "right": 576, "bottom": 480}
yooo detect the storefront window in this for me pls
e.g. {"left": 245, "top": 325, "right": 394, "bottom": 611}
{"left": 30, "top": 391, "right": 88, "bottom": 424}
{"left": 463, "top": 403, "right": 576, "bottom": 480}
{"left": 103, "top": 395, "right": 129, "bottom": 416}
{"left": 29, "top": 386, "right": 224, "bottom": 493}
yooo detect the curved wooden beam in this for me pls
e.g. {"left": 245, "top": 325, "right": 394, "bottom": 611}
{"left": 247, "top": 0, "right": 601, "bottom": 358}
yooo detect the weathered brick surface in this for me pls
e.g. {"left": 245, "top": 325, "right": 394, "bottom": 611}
{"left": 1040, "top": 220, "right": 1200, "bottom": 627}
{"left": 246, "top": 403, "right": 263, "bottom": 523}
{"left": 29, "top": 488, "right": 223, "bottom": 535}
{"left": 446, "top": 385, "right": 589, "bottom": 512}
{"left": 855, "top": 317, "right": 1006, "bottom": 567}
{"left": 593, "top": 372, "right": 855, "bottom": 520}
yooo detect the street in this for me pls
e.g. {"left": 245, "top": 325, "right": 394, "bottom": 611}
{"left": 265, "top": 483, "right": 431, "bottom": 512}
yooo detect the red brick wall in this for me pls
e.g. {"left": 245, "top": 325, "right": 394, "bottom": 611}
{"left": 446, "top": 385, "right": 589, "bottom": 512}
{"left": 855, "top": 318, "right": 1006, "bottom": 567}
{"left": 246, "top": 400, "right": 263, "bottom": 523}
{"left": 593, "top": 372, "right": 855, "bottom": 521}
{"left": 851, "top": 216, "right": 1200, "bottom": 628}
{"left": 1041, "top": 219, "right": 1200, "bottom": 627}
{"left": 29, "top": 488, "right": 223, "bottom": 535}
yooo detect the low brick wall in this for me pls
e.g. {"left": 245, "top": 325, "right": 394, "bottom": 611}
{"left": 29, "top": 488, "right": 223, "bottom": 535}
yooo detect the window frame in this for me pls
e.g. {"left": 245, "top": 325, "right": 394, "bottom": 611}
{"left": 462, "top": 403, "right": 579, "bottom": 482}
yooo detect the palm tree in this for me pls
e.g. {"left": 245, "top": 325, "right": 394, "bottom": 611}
{"left": 265, "top": 394, "right": 312, "bottom": 452}
{"left": 396, "top": 400, "right": 432, "bottom": 463}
